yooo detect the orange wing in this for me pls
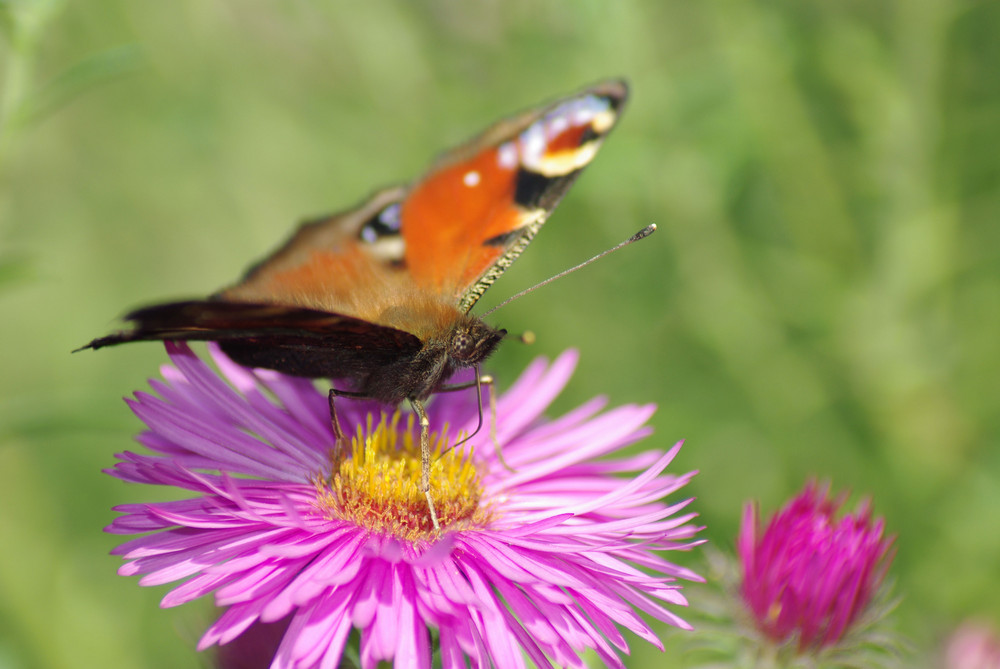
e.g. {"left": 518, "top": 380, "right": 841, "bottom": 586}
{"left": 403, "top": 79, "right": 628, "bottom": 312}
{"left": 217, "top": 79, "right": 628, "bottom": 331}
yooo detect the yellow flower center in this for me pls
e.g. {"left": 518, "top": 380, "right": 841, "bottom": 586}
{"left": 315, "top": 412, "right": 491, "bottom": 541}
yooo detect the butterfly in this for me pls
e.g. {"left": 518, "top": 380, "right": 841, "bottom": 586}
{"left": 80, "top": 79, "right": 630, "bottom": 526}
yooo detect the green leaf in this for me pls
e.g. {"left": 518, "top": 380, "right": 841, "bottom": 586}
{"left": 19, "top": 43, "right": 144, "bottom": 126}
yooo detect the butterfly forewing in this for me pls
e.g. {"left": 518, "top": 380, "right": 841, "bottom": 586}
{"left": 219, "top": 80, "right": 628, "bottom": 320}
{"left": 401, "top": 79, "right": 628, "bottom": 312}
{"left": 82, "top": 300, "right": 423, "bottom": 379}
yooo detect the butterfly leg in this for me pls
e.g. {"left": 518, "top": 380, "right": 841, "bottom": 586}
{"left": 437, "top": 373, "right": 514, "bottom": 473}
{"left": 327, "top": 388, "right": 348, "bottom": 465}
{"left": 482, "top": 374, "right": 514, "bottom": 473}
{"left": 436, "top": 372, "right": 493, "bottom": 445}
{"left": 327, "top": 386, "right": 373, "bottom": 462}
{"left": 327, "top": 389, "right": 347, "bottom": 442}
{"left": 408, "top": 397, "right": 440, "bottom": 531}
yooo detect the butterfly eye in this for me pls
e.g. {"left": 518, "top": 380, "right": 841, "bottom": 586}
{"left": 450, "top": 331, "right": 475, "bottom": 361}
{"left": 359, "top": 202, "right": 405, "bottom": 264}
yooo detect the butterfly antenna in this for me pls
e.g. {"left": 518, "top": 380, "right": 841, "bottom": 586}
{"left": 482, "top": 224, "right": 656, "bottom": 317}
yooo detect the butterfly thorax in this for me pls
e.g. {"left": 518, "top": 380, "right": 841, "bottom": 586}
{"left": 358, "top": 313, "right": 505, "bottom": 404}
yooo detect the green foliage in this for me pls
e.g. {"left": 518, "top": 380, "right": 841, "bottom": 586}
{"left": 1, "top": 1, "right": 998, "bottom": 666}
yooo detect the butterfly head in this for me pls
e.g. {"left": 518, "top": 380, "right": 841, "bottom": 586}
{"left": 447, "top": 317, "right": 506, "bottom": 368}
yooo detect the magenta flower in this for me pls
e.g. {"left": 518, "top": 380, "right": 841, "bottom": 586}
{"left": 107, "top": 342, "right": 702, "bottom": 668}
{"left": 738, "top": 481, "right": 895, "bottom": 653}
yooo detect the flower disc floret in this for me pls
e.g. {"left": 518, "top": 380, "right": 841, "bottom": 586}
{"left": 316, "top": 412, "right": 490, "bottom": 540}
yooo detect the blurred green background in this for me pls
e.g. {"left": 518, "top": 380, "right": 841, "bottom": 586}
{"left": 1, "top": 1, "right": 998, "bottom": 666}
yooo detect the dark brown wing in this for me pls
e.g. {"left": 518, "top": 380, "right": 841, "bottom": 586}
{"left": 78, "top": 300, "right": 422, "bottom": 379}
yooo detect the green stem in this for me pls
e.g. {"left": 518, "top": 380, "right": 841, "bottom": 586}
{"left": 0, "top": 20, "right": 32, "bottom": 171}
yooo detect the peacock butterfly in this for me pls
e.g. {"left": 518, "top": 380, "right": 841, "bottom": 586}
{"left": 80, "top": 79, "right": 632, "bottom": 526}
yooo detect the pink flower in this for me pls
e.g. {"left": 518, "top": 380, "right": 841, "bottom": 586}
{"left": 107, "top": 343, "right": 702, "bottom": 668}
{"left": 216, "top": 614, "right": 292, "bottom": 669}
{"left": 945, "top": 622, "right": 1000, "bottom": 669}
{"left": 738, "top": 481, "right": 895, "bottom": 652}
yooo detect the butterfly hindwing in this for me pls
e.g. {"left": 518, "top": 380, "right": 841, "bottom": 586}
{"left": 218, "top": 187, "right": 416, "bottom": 328}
